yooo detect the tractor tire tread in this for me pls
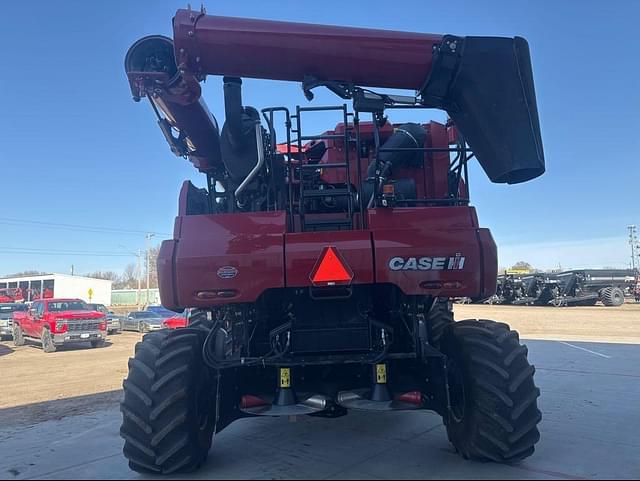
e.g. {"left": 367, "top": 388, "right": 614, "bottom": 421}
{"left": 120, "top": 329, "right": 214, "bottom": 474}
{"left": 444, "top": 319, "right": 541, "bottom": 463}
{"left": 426, "top": 298, "right": 455, "bottom": 349}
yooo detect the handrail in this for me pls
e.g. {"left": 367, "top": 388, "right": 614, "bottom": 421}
{"left": 235, "top": 123, "right": 265, "bottom": 198}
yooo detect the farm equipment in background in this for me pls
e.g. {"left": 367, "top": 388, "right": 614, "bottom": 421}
{"left": 120, "top": 8, "right": 545, "bottom": 474}
{"left": 487, "top": 274, "right": 550, "bottom": 306}
{"left": 487, "top": 269, "right": 635, "bottom": 307}
{"left": 552, "top": 269, "right": 634, "bottom": 307}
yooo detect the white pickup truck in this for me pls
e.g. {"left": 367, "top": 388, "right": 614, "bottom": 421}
{"left": 0, "top": 303, "right": 28, "bottom": 340}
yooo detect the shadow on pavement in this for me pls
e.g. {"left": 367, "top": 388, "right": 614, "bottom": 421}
{"left": 23, "top": 340, "right": 115, "bottom": 353}
{"left": 0, "top": 343, "right": 14, "bottom": 358}
{"left": 0, "top": 390, "right": 123, "bottom": 430}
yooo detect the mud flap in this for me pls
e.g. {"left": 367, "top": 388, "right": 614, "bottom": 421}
{"left": 420, "top": 343, "right": 450, "bottom": 417}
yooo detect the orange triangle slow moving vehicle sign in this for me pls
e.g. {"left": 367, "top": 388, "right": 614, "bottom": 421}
{"left": 310, "top": 246, "right": 354, "bottom": 286}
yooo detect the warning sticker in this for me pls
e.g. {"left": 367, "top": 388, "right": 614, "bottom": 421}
{"left": 280, "top": 368, "right": 291, "bottom": 388}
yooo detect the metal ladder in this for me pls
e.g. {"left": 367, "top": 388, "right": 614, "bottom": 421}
{"left": 292, "top": 105, "right": 354, "bottom": 232}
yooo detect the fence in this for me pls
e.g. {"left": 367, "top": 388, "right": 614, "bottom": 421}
{"left": 111, "top": 288, "right": 160, "bottom": 306}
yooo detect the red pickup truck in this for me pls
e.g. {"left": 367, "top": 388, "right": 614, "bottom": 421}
{"left": 12, "top": 298, "right": 107, "bottom": 353}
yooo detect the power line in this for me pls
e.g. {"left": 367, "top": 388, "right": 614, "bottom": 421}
{"left": 0, "top": 217, "right": 172, "bottom": 237}
{"left": 0, "top": 247, "right": 133, "bottom": 257}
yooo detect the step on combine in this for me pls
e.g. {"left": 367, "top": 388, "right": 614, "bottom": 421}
{"left": 121, "top": 7, "right": 545, "bottom": 474}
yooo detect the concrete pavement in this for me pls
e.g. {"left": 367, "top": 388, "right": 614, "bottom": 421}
{"left": 1, "top": 340, "right": 639, "bottom": 480}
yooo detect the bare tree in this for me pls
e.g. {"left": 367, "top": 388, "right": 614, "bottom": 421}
{"left": 510, "top": 261, "right": 535, "bottom": 272}
{"left": 85, "top": 271, "right": 123, "bottom": 285}
{"left": 120, "top": 263, "right": 139, "bottom": 289}
{"left": 4, "top": 270, "right": 47, "bottom": 277}
{"left": 145, "top": 245, "right": 160, "bottom": 289}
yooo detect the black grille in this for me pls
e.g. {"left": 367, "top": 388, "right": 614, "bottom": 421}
{"left": 67, "top": 321, "right": 101, "bottom": 332}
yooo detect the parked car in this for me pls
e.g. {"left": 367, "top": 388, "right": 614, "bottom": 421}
{"left": 163, "top": 310, "right": 188, "bottom": 330}
{"left": 0, "top": 303, "right": 28, "bottom": 340}
{"left": 12, "top": 298, "right": 107, "bottom": 353}
{"left": 122, "top": 311, "right": 166, "bottom": 333}
{"left": 84, "top": 303, "right": 121, "bottom": 335}
{"left": 146, "top": 305, "right": 176, "bottom": 318}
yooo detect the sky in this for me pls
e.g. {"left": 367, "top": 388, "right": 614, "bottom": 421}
{"left": 0, "top": 0, "right": 638, "bottom": 276}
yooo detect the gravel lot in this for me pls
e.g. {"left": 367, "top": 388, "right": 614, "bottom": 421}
{"left": 455, "top": 302, "right": 640, "bottom": 344}
{"left": 0, "top": 303, "right": 638, "bottom": 426}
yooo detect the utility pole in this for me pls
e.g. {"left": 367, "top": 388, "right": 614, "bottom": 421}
{"left": 137, "top": 248, "right": 142, "bottom": 309}
{"left": 119, "top": 245, "right": 144, "bottom": 309}
{"left": 629, "top": 225, "right": 639, "bottom": 272}
{"left": 145, "top": 233, "right": 155, "bottom": 307}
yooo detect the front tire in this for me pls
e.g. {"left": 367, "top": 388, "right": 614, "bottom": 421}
{"left": 91, "top": 339, "right": 106, "bottom": 349}
{"left": 426, "top": 298, "right": 454, "bottom": 349}
{"left": 41, "top": 329, "right": 57, "bottom": 353}
{"left": 13, "top": 325, "right": 25, "bottom": 346}
{"left": 120, "top": 328, "right": 217, "bottom": 474}
{"left": 442, "top": 319, "right": 541, "bottom": 463}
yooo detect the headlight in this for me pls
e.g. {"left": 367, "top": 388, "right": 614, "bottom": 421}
{"left": 55, "top": 321, "right": 67, "bottom": 331}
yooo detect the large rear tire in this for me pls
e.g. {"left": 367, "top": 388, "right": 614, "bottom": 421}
{"left": 601, "top": 287, "right": 625, "bottom": 307}
{"left": 120, "top": 328, "right": 217, "bottom": 474}
{"left": 442, "top": 319, "right": 541, "bottom": 463}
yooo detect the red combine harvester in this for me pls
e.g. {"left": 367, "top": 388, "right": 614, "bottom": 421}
{"left": 122, "top": 8, "right": 545, "bottom": 474}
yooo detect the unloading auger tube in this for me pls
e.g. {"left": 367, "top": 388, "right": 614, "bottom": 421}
{"left": 125, "top": 9, "right": 545, "bottom": 184}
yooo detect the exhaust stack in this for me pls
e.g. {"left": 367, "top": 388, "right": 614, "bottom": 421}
{"left": 220, "top": 77, "right": 261, "bottom": 183}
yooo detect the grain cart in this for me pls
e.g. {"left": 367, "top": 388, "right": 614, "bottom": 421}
{"left": 554, "top": 269, "right": 634, "bottom": 307}
{"left": 121, "top": 8, "right": 545, "bottom": 474}
{"left": 489, "top": 274, "right": 548, "bottom": 305}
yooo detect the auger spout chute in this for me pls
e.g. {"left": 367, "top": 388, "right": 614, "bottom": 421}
{"left": 124, "top": 35, "right": 223, "bottom": 173}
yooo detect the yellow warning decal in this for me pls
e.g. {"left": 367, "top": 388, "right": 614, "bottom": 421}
{"left": 280, "top": 368, "right": 291, "bottom": 388}
{"left": 376, "top": 364, "right": 387, "bottom": 384}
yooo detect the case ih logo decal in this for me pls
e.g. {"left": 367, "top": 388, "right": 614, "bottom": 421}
{"left": 217, "top": 266, "right": 239, "bottom": 279}
{"left": 389, "top": 254, "right": 466, "bottom": 271}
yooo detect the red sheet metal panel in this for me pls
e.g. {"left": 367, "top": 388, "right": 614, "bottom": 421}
{"left": 369, "top": 207, "right": 493, "bottom": 298}
{"left": 169, "top": 212, "right": 286, "bottom": 307}
{"left": 285, "top": 231, "right": 374, "bottom": 288}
